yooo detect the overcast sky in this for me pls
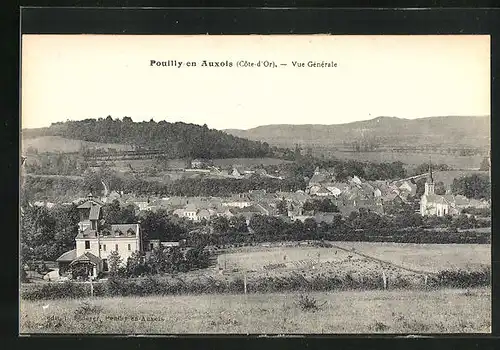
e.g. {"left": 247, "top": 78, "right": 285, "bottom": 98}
{"left": 21, "top": 35, "right": 490, "bottom": 130}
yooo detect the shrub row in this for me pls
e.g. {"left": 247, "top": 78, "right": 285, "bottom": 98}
{"left": 187, "top": 229, "right": 490, "bottom": 248}
{"left": 20, "top": 267, "right": 490, "bottom": 300}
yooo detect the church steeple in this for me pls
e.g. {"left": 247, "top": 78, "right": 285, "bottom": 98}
{"left": 424, "top": 159, "right": 435, "bottom": 196}
{"left": 427, "top": 160, "right": 434, "bottom": 183}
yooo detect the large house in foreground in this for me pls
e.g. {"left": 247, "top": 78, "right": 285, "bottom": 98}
{"left": 56, "top": 193, "right": 142, "bottom": 278}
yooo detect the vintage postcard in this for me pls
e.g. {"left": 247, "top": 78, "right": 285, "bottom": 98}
{"left": 19, "top": 34, "right": 491, "bottom": 334}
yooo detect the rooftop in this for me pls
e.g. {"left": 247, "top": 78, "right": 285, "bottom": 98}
{"left": 56, "top": 249, "right": 77, "bottom": 262}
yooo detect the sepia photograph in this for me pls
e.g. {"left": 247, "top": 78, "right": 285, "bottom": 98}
{"left": 19, "top": 34, "right": 491, "bottom": 334}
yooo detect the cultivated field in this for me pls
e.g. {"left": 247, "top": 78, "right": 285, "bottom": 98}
{"left": 319, "top": 150, "right": 484, "bottom": 170}
{"left": 19, "top": 288, "right": 491, "bottom": 334}
{"left": 216, "top": 242, "right": 491, "bottom": 275}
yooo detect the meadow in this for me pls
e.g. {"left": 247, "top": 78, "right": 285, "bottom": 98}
{"left": 331, "top": 242, "right": 491, "bottom": 274}
{"left": 19, "top": 287, "right": 491, "bottom": 334}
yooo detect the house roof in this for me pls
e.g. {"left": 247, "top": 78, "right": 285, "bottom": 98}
{"left": 76, "top": 227, "right": 99, "bottom": 239}
{"left": 56, "top": 249, "right": 77, "bottom": 262}
{"left": 197, "top": 208, "right": 214, "bottom": 217}
{"left": 77, "top": 198, "right": 104, "bottom": 209}
{"left": 338, "top": 206, "right": 357, "bottom": 217}
{"left": 172, "top": 208, "right": 185, "bottom": 216}
{"left": 309, "top": 173, "right": 328, "bottom": 185}
{"left": 424, "top": 194, "right": 449, "bottom": 205}
{"left": 89, "top": 204, "right": 101, "bottom": 220}
{"left": 381, "top": 192, "right": 400, "bottom": 201}
{"left": 313, "top": 213, "right": 341, "bottom": 224}
{"left": 453, "top": 195, "right": 470, "bottom": 206}
{"left": 314, "top": 186, "right": 333, "bottom": 195}
{"left": 185, "top": 203, "right": 198, "bottom": 211}
{"left": 237, "top": 212, "right": 256, "bottom": 220}
{"left": 109, "top": 224, "right": 139, "bottom": 237}
{"left": 235, "top": 205, "right": 262, "bottom": 213}
{"left": 70, "top": 252, "right": 102, "bottom": 266}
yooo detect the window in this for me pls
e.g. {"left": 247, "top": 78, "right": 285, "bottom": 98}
{"left": 99, "top": 244, "right": 101, "bottom": 250}
{"left": 128, "top": 244, "right": 131, "bottom": 251}
{"left": 103, "top": 244, "right": 106, "bottom": 251}
{"left": 85, "top": 241, "right": 90, "bottom": 249}
{"left": 150, "top": 243, "right": 154, "bottom": 250}
{"left": 91, "top": 221, "right": 96, "bottom": 230}
{"left": 115, "top": 244, "right": 118, "bottom": 251}
{"left": 102, "top": 259, "right": 108, "bottom": 272}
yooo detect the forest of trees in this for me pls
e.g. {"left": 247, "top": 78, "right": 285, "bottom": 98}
{"left": 451, "top": 174, "right": 491, "bottom": 200}
{"left": 412, "top": 163, "right": 451, "bottom": 176}
{"left": 262, "top": 157, "right": 407, "bottom": 182}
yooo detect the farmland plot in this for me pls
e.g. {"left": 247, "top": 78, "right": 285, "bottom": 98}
{"left": 214, "top": 246, "right": 430, "bottom": 290}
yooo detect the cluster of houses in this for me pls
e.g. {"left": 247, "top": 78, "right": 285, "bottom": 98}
{"left": 33, "top": 163, "right": 490, "bottom": 225}
{"left": 51, "top": 163, "right": 487, "bottom": 224}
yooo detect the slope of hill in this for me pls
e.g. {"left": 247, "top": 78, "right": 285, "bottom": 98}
{"left": 225, "top": 116, "right": 490, "bottom": 149}
{"left": 21, "top": 117, "right": 273, "bottom": 159}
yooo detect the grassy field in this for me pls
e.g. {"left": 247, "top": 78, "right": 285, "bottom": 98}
{"left": 19, "top": 288, "right": 490, "bottom": 334}
{"left": 333, "top": 242, "right": 491, "bottom": 273}
{"left": 22, "top": 136, "right": 133, "bottom": 153}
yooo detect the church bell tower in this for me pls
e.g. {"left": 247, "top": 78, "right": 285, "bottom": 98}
{"left": 424, "top": 161, "right": 435, "bottom": 196}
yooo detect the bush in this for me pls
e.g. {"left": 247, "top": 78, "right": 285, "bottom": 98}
{"left": 436, "top": 267, "right": 490, "bottom": 288}
{"left": 20, "top": 266, "right": 29, "bottom": 283}
{"left": 21, "top": 281, "right": 90, "bottom": 300}
{"left": 296, "top": 294, "right": 326, "bottom": 312}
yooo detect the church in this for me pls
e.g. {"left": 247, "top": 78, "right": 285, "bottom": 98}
{"left": 420, "top": 163, "right": 451, "bottom": 217}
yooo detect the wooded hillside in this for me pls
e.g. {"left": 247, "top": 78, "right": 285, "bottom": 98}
{"left": 22, "top": 117, "right": 274, "bottom": 159}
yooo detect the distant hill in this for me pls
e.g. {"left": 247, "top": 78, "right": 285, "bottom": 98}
{"left": 225, "top": 116, "right": 490, "bottom": 150}
{"left": 21, "top": 117, "right": 273, "bottom": 159}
